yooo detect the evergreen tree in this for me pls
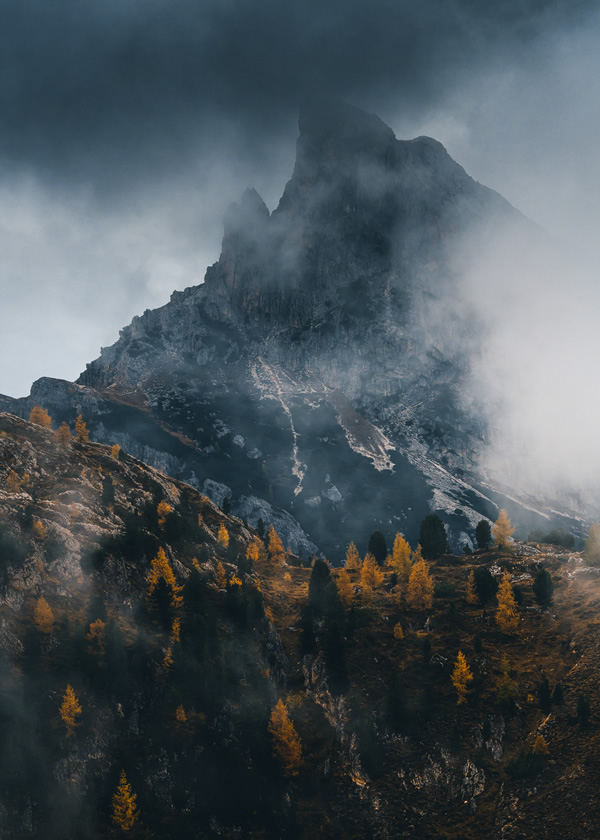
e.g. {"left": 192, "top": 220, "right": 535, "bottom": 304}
{"left": 222, "top": 496, "right": 231, "bottom": 515}
{"left": 537, "top": 675, "right": 552, "bottom": 713}
{"left": 552, "top": 682, "right": 564, "bottom": 705}
{"left": 101, "top": 476, "right": 115, "bottom": 507}
{"left": 533, "top": 567, "right": 554, "bottom": 608}
{"left": 419, "top": 513, "right": 449, "bottom": 559}
{"left": 367, "top": 531, "right": 387, "bottom": 566}
{"left": 473, "top": 566, "right": 498, "bottom": 605}
{"left": 475, "top": 519, "right": 492, "bottom": 550}
{"left": 466, "top": 570, "right": 478, "bottom": 605}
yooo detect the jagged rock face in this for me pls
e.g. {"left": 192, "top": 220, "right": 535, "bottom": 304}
{"left": 0, "top": 102, "right": 587, "bottom": 557}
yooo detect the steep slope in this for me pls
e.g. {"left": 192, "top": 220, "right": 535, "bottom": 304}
{"left": 0, "top": 101, "right": 587, "bottom": 557}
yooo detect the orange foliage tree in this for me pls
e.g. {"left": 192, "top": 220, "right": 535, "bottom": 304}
{"left": 344, "top": 541, "right": 361, "bottom": 571}
{"left": 406, "top": 551, "right": 434, "bottom": 610}
{"left": 157, "top": 501, "right": 172, "bottom": 530}
{"left": 391, "top": 532, "right": 412, "bottom": 580}
{"left": 267, "top": 524, "right": 285, "bottom": 561}
{"left": 60, "top": 684, "right": 82, "bottom": 737}
{"left": 111, "top": 769, "right": 139, "bottom": 832}
{"left": 147, "top": 548, "right": 182, "bottom": 608}
{"left": 29, "top": 405, "right": 52, "bottom": 427}
{"left": 7, "top": 470, "right": 21, "bottom": 493}
{"left": 74, "top": 414, "right": 89, "bottom": 443}
{"left": 493, "top": 509, "right": 515, "bottom": 549}
{"left": 336, "top": 569, "right": 354, "bottom": 607}
{"left": 451, "top": 650, "right": 473, "bottom": 704}
{"left": 217, "top": 523, "right": 230, "bottom": 548}
{"left": 87, "top": 619, "right": 106, "bottom": 656}
{"left": 360, "top": 552, "right": 384, "bottom": 605}
{"left": 54, "top": 422, "right": 71, "bottom": 446}
{"left": 496, "top": 572, "right": 519, "bottom": 633}
{"left": 34, "top": 597, "right": 55, "bottom": 634}
{"left": 268, "top": 699, "right": 302, "bottom": 776}
{"left": 466, "top": 570, "right": 478, "bottom": 605}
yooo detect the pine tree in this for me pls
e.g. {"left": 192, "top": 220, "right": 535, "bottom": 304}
{"left": 406, "top": 552, "right": 434, "bottom": 611}
{"left": 533, "top": 568, "right": 554, "bottom": 607}
{"left": 54, "top": 422, "right": 72, "bottom": 446}
{"left": 391, "top": 533, "right": 412, "bottom": 580}
{"left": 419, "top": 513, "right": 449, "bottom": 559}
{"left": 267, "top": 524, "right": 285, "bottom": 560}
{"left": 336, "top": 569, "right": 354, "bottom": 608}
{"left": 475, "top": 519, "right": 492, "bottom": 550}
{"left": 367, "top": 531, "right": 387, "bottom": 566}
{"left": 111, "top": 769, "right": 139, "bottom": 832}
{"left": 157, "top": 501, "right": 172, "bottom": 529}
{"left": 34, "top": 596, "right": 54, "bottom": 634}
{"left": 466, "top": 570, "right": 478, "bottom": 605}
{"left": 59, "top": 684, "right": 82, "bottom": 737}
{"left": 451, "top": 650, "right": 473, "bottom": 705}
{"left": 29, "top": 405, "right": 52, "bottom": 427}
{"left": 217, "top": 523, "right": 230, "bottom": 548}
{"left": 268, "top": 699, "right": 302, "bottom": 776}
{"left": 74, "top": 414, "right": 89, "bottom": 443}
{"left": 493, "top": 509, "right": 514, "bottom": 549}
{"left": 344, "top": 541, "right": 361, "bottom": 571}
{"left": 496, "top": 572, "right": 519, "bottom": 633}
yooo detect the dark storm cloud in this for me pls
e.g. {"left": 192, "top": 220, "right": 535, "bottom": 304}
{"left": 0, "top": 0, "right": 592, "bottom": 188}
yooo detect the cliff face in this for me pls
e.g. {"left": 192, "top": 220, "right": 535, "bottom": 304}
{"left": 0, "top": 102, "right": 586, "bottom": 556}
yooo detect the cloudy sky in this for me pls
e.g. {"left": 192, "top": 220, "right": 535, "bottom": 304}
{"left": 1, "top": 0, "right": 599, "bottom": 399}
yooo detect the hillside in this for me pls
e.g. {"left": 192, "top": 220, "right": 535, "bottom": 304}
{"left": 1, "top": 411, "right": 600, "bottom": 838}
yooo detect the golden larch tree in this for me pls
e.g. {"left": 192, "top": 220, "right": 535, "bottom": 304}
{"left": 34, "top": 596, "right": 54, "bottom": 634}
{"left": 215, "top": 561, "right": 227, "bottom": 589}
{"left": 393, "top": 622, "right": 404, "bottom": 640}
{"left": 344, "top": 541, "right": 361, "bottom": 571}
{"left": 268, "top": 699, "right": 302, "bottom": 776}
{"left": 451, "top": 650, "right": 473, "bottom": 705}
{"left": 74, "top": 414, "right": 89, "bottom": 443}
{"left": 217, "top": 523, "right": 230, "bottom": 548}
{"left": 336, "top": 569, "right": 354, "bottom": 608}
{"left": 112, "top": 769, "right": 139, "bottom": 832}
{"left": 406, "top": 553, "right": 434, "bottom": 611}
{"left": 533, "top": 734, "right": 549, "bottom": 756}
{"left": 33, "top": 519, "right": 47, "bottom": 541}
{"left": 54, "top": 422, "right": 71, "bottom": 446}
{"left": 170, "top": 617, "right": 181, "bottom": 644}
{"left": 7, "top": 470, "right": 21, "bottom": 493}
{"left": 157, "top": 501, "right": 172, "bottom": 529}
{"left": 175, "top": 705, "right": 187, "bottom": 724}
{"left": 391, "top": 533, "right": 412, "bottom": 580}
{"left": 147, "top": 547, "right": 182, "bottom": 608}
{"left": 360, "top": 553, "right": 384, "bottom": 605}
{"left": 87, "top": 619, "right": 106, "bottom": 657}
{"left": 493, "top": 509, "right": 515, "bottom": 549}
{"left": 267, "top": 524, "right": 285, "bottom": 561}
{"left": 60, "top": 684, "right": 82, "bottom": 737}
{"left": 496, "top": 572, "right": 519, "bottom": 633}
{"left": 111, "top": 443, "right": 121, "bottom": 459}
{"left": 466, "top": 569, "right": 479, "bottom": 605}
{"left": 29, "top": 405, "right": 52, "bottom": 427}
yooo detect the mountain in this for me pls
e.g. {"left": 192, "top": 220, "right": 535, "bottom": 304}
{"left": 0, "top": 100, "right": 588, "bottom": 558}
{"left": 1, "top": 411, "right": 600, "bottom": 839}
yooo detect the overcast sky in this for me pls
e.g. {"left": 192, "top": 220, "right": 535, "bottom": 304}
{"left": 1, "top": 0, "right": 599, "bottom": 399}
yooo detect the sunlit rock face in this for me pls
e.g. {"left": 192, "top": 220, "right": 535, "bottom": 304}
{"left": 1, "top": 102, "right": 586, "bottom": 557}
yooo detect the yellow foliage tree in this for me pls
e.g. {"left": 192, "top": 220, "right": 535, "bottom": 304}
{"left": 393, "top": 622, "right": 404, "bottom": 640}
{"left": 496, "top": 572, "right": 519, "bottom": 633}
{"left": 217, "top": 523, "right": 230, "bottom": 548}
{"left": 344, "top": 541, "right": 361, "bottom": 571}
{"left": 157, "top": 501, "right": 172, "bottom": 529}
{"left": 175, "top": 705, "right": 187, "bottom": 724}
{"left": 246, "top": 537, "right": 263, "bottom": 563}
{"left": 532, "top": 734, "right": 549, "bottom": 756}
{"left": 466, "top": 569, "right": 478, "bottom": 605}
{"left": 111, "top": 443, "right": 121, "bottom": 459}
{"left": 360, "top": 553, "right": 384, "bottom": 605}
{"left": 170, "top": 617, "right": 181, "bottom": 644}
{"left": 451, "top": 650, "right": 473, "bottom": 705}
{"left": 267, "top": 524, "right": 285, "bottom": 560}
{"left": 111, "top": 769, "right": 139, "bottom": 832}
{"left": 336, "top": 569, "right": 354, "bottom": 608}
{"left": 162, "top": 646, "right": 173, "bottom": 672}
{"left": 34, "top": 596, "right": 54, "bottom": 634}
{"left": 391, "top": 533, "right": 412, "bottom": 580}
{"left": 215, "top": 561, "right": 227, "bottom": 589}
{"left": 29, "top": 405, "right": 52, "bottom": 427}
{"left": 406, "top": 553, "right": 434, "bottom": 611}
{"left": 7, "top": 470, "right": 21, "bottom": 493}
{"left": 87, "top": 618, "right": 105, "bottom": 656}
{"left": 54, "top": 422, "right": 71, "bottom": 446}
{"left": 74, "top": 414, "right": 89, "bottom": 443}
{"left": 60, "top": 684, "right": 82, "bottom": 737}
{"left": 147, "top": 547, "right": 182, "bottom": 608}
{"left": 493, "top": 509, "right": 515, "bottom": 549}
{"left": 33, "top": 519, "right": 47, "bottom": 541}
{"left": 268, "top": 699, "right": 302, "bottom": 776}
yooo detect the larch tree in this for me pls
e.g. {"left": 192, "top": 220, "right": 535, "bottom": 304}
{"left": 466, "top": 570, "right": 479, "bottom": 605}
{"left": 344, "top": 541, "right": 361, "bottom": 571}
{"left": 268, "top": 699, "right": 302, "bottom": 776}
{"left": 217, "top": 523, "right": 230, "bottom": 548}
{"left": 215, "top": 561, "right": 227, "bottom": 589}
{"left": 532, "top": 734, "right": 549, "bottom": 756}
{"left": 157, "top": 501, "right": 172, "bottom": 530}
{"left": 74, "top": 414, "right": 89, "bottom": 443}
{"left": 493, "top": 509, "right": 515, "bottom": 549}
{"left": 53, "top": 422, "right": 72, "bottom": 447}
{"left": 406, "top": 553, "right": 434, "bottom": 611}
{"left": 87, "top": 618, "right": 106, "bottom": 657}
{"left": 451, "top": 651, "right": 473, "bottom": 705}
{"left": 111, "top": 443, "right": 121, "bottom": 459}
{"left": 33, "top": 519, "right": 46, "bottom": 541}
{"left": 267, "top": 524, "right": 285, "bottom": 561}
{"left": 60, "top": 684, "right": 82, "bottom": 737}
{"left": 391, "top": 533, "right": 412, "bottom": 580}
{"left": 111, "top": 769, "right": 139, "bottom": 832}
{"left": 147, "top": 547, "right": 182, "bottom": 609}
{"left": 496, "top": 572, "right": 519, "bottom": 633}
{"left": 7, "top": 470, "right": 21, "bottom": 493}
{"left": 336, "top": 569, "right": 354, "bottom": 608}
{"left": 360, "top": 553, "right": 384, "bottom": 604}
{"left": 29, "top": 405, "right": 52, "bottom": 427}
{"left": 34, "top": 596, "right": 54, "bottom": 634}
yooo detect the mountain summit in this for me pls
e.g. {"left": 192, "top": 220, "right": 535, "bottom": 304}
{"left": 0, "top": 103, "right": 585, "bottom": 556}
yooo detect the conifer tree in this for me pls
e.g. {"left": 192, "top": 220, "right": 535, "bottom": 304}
{"left": 215, "top": 561, "right": 227, "bottom": 589}
{"left": 111, "top": 443, "right": 121, "bottom": 459}
{"left": 34, "top": 596, "right": 54, "bottom": 634}
{"left": 393, "top": 622, "right": 404, "bottom": 640}
{"left": 406, "top": 552, "right": 434, "bottom": 611}
{"left": 451, "top": 650, "right": 473, "bottom": 705}
{"left": 268, "top": 699, "right": 302, "bottom": 776}
{"left": 86, "top": 618, "right": 105, "bottom": 657}
{"left": 74, "top": 414, "right": 89, "bottom": 443}
{"left": 360, "top": 553, "right": 384, "bottom": 604}
{"left": 419, "top": 514, "right": 449, "bottom": 559}
{"left": 29, "top": 405, "right": 52, "bottom": 427}
{"left": 367, "top": 530, "right": 387, "bottom": 566}
{"left": 344, "top": 541, "right": 361, "bottom": 571}
{"left": 60, "top": 683, "right": 82, "bottom": 736}
{"left": 336, "top": 569, "right": 354, "bottom": 608}
{"left": 466, "top": 570, "right": 478, "bottom": 605}
{"left": 6, "top": 469, "right": 20, "bottom": 493}
{"left": 157, "top": 501, "right": 172, "bottom": 530}
{"left": 475, "top": 519, "right": 492, "bottom": 550}
{"left": 111, "top": 769, "right": 139, "bottom": 832}
{"left": 493, "top": 509, "right": 515, "bottom": 549}
{"left": 147, "top": 547, "right": 182, "bottom": 608}
{"left": 391, "top": 533, "right": 412, "bottom": 580}
{"left": 33, "top": 519, "right": 46, "bottom": 541}
{"left": 496, "top": 655, "right": 518, "bottom": 708}
{"left": 267, "top": 524, "right": 285, "bottom": 561}
{"left": 175, "top": 705, "right": 187, "bottom": 723}
{"left": 533, "top": 567, "right": 554, "bottom": 608}
{"left": 217, "top": 522, "right": 230, "bottom": 548}
{"left": 532, "top": 734, "right": 549, "bottom": 756}
{"left": 496, "top": 572, "right": 519, "bottom": 633}
{"left": 54, "top": 422, "right": 71, "bottom": 447}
